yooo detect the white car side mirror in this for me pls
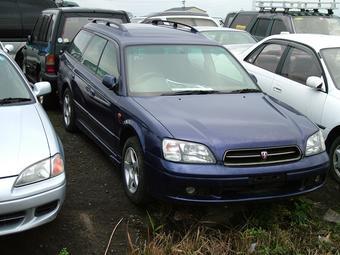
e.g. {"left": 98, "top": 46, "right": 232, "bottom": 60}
{"left": 33, "top": 81, "right": 51, "bottom": 97}
{"left": 4, "top": 44, "right": 14, "bottom": 53}
{"left": 306, "top": 76, "right": 323, "bottom": 90}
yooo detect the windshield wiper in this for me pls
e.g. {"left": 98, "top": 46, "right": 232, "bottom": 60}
{"left": 0, "top": 97, "right": 32, "bottom": 105}
{"left": 228, "top": 88, "right": 261, "bottom": 94}
{"left": 161, "top": 90, "right": 224, "bottom": 96}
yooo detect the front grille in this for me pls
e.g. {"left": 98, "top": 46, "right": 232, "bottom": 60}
{"left": 224, "top": 146, "right": 301, "bottom": 166}
{"left": 0, "top": 211, "right": 25, "bottom": 228}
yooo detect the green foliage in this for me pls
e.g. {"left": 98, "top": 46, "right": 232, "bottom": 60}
{"left": 58, "top": 248, "right": 69, "bottom": 255}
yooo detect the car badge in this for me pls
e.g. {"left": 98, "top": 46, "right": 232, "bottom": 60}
{"left": 261, "top": 151, "right": 268, "bottom": 160}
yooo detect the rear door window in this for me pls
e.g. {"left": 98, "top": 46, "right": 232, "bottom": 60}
{"left": 97, "top": 42, "right": 119, "bottom": 79}
{"left": 81, "top": 35, "right": 107, "bottom": 73}
{"left": 230, "top": 13, "right": 257, "bottom": 30}
{"left": 0, "top": 1, "right": 22, "bottom": 39}
{"left": 270, "top": 19, "right": 288, "bottom": 35}
{"left": 68, "top": 30, "right": 93, "bottom": 61}
{"left": 252, "top": 44, "right": 287, "bottom": 73}
{"left": 251, "top": 18, "right": 271, "bottom": 38}
{"left": 281, "top": 47, "right": 322, "bottom": 84}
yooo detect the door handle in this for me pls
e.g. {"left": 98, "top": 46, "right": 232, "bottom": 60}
{"left": 86, "top": 86, "right": 95, "bottom": 97}
{"left": 273, "top": 87, "right": 282, "bottom": 93}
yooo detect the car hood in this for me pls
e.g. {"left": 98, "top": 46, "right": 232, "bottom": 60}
{"left": 224, "top": 44, "right": 255, "bottom": 56}
{"left": 0, "top": 104, "right": 50, "bottom": 178}
{"left": 133, "top": 94, "right": 316, "bottom": 159}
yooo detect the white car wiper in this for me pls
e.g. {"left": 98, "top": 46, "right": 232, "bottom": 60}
{"left": 0, "top": 97, "right": 32, "bottom": 105}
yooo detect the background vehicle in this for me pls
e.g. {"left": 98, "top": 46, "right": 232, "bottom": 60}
{"left": 0, "top": 49, "right": 65, "bottom": 236}
{"left": 0, "top": 0, "right": 57, "bottom": 62}
{"left": 142, "top": 11, "right": 220, "bottom": 27}
{"left": 225, "top": 1, "right": 340, "bottom": 41}
{"left": 22, "top": 8, "right": 130, "bottom": 107}
{"left": 241, "top": 33, "right": 340, "bottom": 183}
{"left": 196, "top": 27, "right": 257, "bottom": 55}
{"left": 58, "top": 20, "right": 328, "bottom": 205}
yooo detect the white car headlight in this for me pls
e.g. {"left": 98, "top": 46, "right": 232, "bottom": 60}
{"left": 15, "top": 154, "right": 64, "bottom": 187}
{"left": 305, "top": 130, "right": 326, "bottom": 157}
{"left": 162, "top": 139, "right": 216, "bottom": 164}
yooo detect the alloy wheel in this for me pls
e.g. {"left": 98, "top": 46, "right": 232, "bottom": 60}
{"left": 124, "top": 147, "right": 140, "bottom": 194}
{"left": 332, "top": 146, "right": 340, "bottom": 178}
{"left": 63, "top": 93, "right": 71, "bottom": 127}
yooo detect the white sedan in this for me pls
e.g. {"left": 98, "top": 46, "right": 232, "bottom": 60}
{"left": 241, "top": 34, "right": 340, "bottom": 183}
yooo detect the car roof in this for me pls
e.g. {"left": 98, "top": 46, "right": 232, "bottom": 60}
{"left": 263, "top": 34, "right": 340, "bottom": 51}
{"left": 195, "top": 26, "right": 246, "bottom": 32}
{"left": 84, "top": 22, "right": 219, "bottom": 46}
{"left": 44, "top": 7, "right": 127, "bottom": 14}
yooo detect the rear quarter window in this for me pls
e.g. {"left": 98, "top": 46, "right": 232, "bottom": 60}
{"left": 68, "top": 30, "right": 93, "bottom": 61}
{"left": 251, "top": 18, "right": 271, "bottom": 37}
{"left": 230, "top": 13, "right": 257, "bottom": 30}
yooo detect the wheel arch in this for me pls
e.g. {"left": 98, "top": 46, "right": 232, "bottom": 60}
{"left": 120, "top": 120, "right": 146, "bottom": 153}
{"left": 325, "top": 125, "right": 340, "bottom": 151}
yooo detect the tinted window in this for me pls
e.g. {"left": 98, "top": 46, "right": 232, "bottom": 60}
{"left": 68, "top": 30, "right": 93, "bottom": 61}
{"left": 81, "top": 36, "right": 107, "bottom": 73}
{"left": 271, "top": 20, "right": 288, "bottom": 35}
{"left": 230, "top": 13, "right": 257, "bottom": 30}
{"left": 253, "top": 44, "right": 286, "bottom": 72}
{"left": 281, "top": 47, "right": 322, "bottom": 85}
{"left": 18, "top": 0, "right": 56, "bottom": 38}
{"left": 97, "top": 42, "right": 119, "bottom": 78}
{"left": 0, "top": 1, "right": 21, "bottom": 39}
{"left": 252, "top": 18, "right": 271, "bottom": 37}
{"left": 32, "top": 16, "right": 44, "bottom": 42}
{"left": 46, "top": 14, "right": 57, "bottom": 42}
{"left": 38, "top": 15, "right": 51, "bottom": 42}
{"left": 293, "top": 16, "right": 340, "bottom": 35}
{"left": 0, "top": 54, "right": 31, "bottom": 100}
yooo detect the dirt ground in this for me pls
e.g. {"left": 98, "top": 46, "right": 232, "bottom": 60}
{"left": 0, "top": 110, "right": 339, "bottom": 255}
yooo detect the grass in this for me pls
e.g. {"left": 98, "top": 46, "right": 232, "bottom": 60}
{"left": 128, "top": 197, "right": 340, "bottom": 255}
{"left": 58, "top": 248, "right": 70, "bottom": 255}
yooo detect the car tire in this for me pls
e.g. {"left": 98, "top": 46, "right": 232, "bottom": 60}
{"left": 122, "top": 136, "right": 148, "bottom": 205}
{"left": 62, "top": 88, "right": 77, "bottom": 132}
{"left": 329, "top": 136, "right": 340, "bottom": 183}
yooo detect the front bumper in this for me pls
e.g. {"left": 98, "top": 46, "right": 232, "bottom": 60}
{"left": 0, "top": 175, "right": 66, "bottom": 236}
{"left": 145, "top": 152, "right": 329, "bottom": 204}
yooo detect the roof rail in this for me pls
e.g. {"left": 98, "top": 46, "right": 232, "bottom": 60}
{"left": 256, "top": 1, "right": 340, "bottom": 14}
{"left": 92, "top": 19, "right": 127, "bottom": 32}
{"left": 151, "top": 19, "right": 198, "bottom": 33}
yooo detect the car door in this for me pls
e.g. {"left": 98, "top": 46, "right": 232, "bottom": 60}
{"left": 272, "top": 45, "right": 327, "bottom": 125}
{"left": 243, "top": 43, "right": 288, "bottom": 95}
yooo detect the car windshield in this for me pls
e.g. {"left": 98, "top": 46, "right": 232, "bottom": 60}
{"left": 293, "top": 16, "right": 340, "bottom": 35}
{"left": 321, "top": 47, "right": 340, "bottom": 89}
{"left": 126, "top": 45, "right": 259, "bottom": 96}
{"left": 0, "top": 54, "right": 32, "bottom": 103}
{"left": 200, "top": 30, "right": 256, "bottom": 45}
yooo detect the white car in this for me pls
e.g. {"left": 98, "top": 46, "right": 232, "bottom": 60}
{"left": 241, "top": 34, "right": 340, "bottom": 182}
{"left": 195, "top": 27, "right": 257, "bottom": 55}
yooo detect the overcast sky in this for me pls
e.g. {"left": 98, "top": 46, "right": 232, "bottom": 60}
{"left": 73, "top": 0, "right": 255, "bottom": 18}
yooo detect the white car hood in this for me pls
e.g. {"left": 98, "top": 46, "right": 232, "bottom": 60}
{"left": 0, "top": 104, "right": 50, "bottom": 178}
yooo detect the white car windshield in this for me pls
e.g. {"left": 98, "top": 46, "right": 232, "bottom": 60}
{"left": 201, "top": 30, "right": 256, "bottom": 45}
{"left": 321, "top": 48, "right": 340, "bottom": 89}
{"left": 126, "top": 45, "right": 259, "bottom": 96}
{"left": 0, "top": 54, "right": 31, "bottom": 103}
{"left": 293, "top": 16, "right": 340, "bottom": 35}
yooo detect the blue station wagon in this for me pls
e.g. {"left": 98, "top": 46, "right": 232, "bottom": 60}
{"left": 58, "top": 20, "right": 329, "bottom": 204}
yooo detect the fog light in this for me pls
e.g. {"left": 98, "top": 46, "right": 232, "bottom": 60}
{"left": 186, "top": 186, "right": 196, "bottom": 195}
{"left": 315, "top": 175, "right": 321, "bottom": 183}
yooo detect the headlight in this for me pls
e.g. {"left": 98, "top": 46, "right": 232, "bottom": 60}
{"left": 162, "top": 139, "right": 216, "bottom": 164}
{"left": 15, "top": 154, "right": 64, "bottom": 187}
{"left": 305, "top": 130, "right": 326, "bottom": 157}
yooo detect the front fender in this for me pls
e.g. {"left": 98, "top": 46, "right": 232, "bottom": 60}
{"left": 121, "top": 119, "right": 146, "bottom": 151}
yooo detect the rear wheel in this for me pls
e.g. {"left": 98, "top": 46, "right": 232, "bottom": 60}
{"left": 62, "top": 88, "right": 77, "bottom": 132}
{"left": 122, "top": 137, "right": 148, "bottom": 205}
{"left": 329, "top": 136, "right": 340, "bottom": 183}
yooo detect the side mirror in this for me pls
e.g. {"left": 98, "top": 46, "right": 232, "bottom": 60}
{"left": 4, "top": 44, "right": 14, "bottom": 53}
{"left": 250, "top": 73, "right": 258, "bottom": 84}
{"left": 33, "top": 81, "right": 51, "bottom": 97}
{"left": 306, "top": 76, "right": 323, "bottom": 90}
{"left": 102, "top": 75, "right": 118, "bottom": 90}
{"left": 27, "top": 35, "right": 32, "bottom": 44}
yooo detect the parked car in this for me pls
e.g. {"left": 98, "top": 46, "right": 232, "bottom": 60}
{"left": 22, "top": 7, "right": 130, "bottom": 107}
{"left": 0, "top": 0, "right": 57, "bottom": 62}
{"left": 241, "top": 33, "right": 340, "bottom": 183}
{"left": 142, "top": 11, "right": 220, "bottom": 27}
{"left": 196, "top": 27, "right": 257, "bottom": 55}
{"left": 58, "top": 20, "right": 329, "bottom": 205}
{"left": 226, "top": 2, "right": 340, "bottom": 40}
{"left": 0, "top": 49, "right": 65, "bottom": 235}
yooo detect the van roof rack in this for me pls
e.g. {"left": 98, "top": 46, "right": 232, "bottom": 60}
{"left": 151, "top": 19, "right": 198, "bottom": 33}
{"left": 256, "top": 1, "right": 340, "bottom": 14}
{"left": 92, "top": 19, "right": 127, "bottom": 32}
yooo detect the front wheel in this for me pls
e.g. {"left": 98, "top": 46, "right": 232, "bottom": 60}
{"left": 329, "top": 136, "right": 340, "bottom": 183}
{"left": 122, "top": 137, "right": 148, "bottom": 205}
{"left": 62, "top": 88, "right": 77, "bottom": 132}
